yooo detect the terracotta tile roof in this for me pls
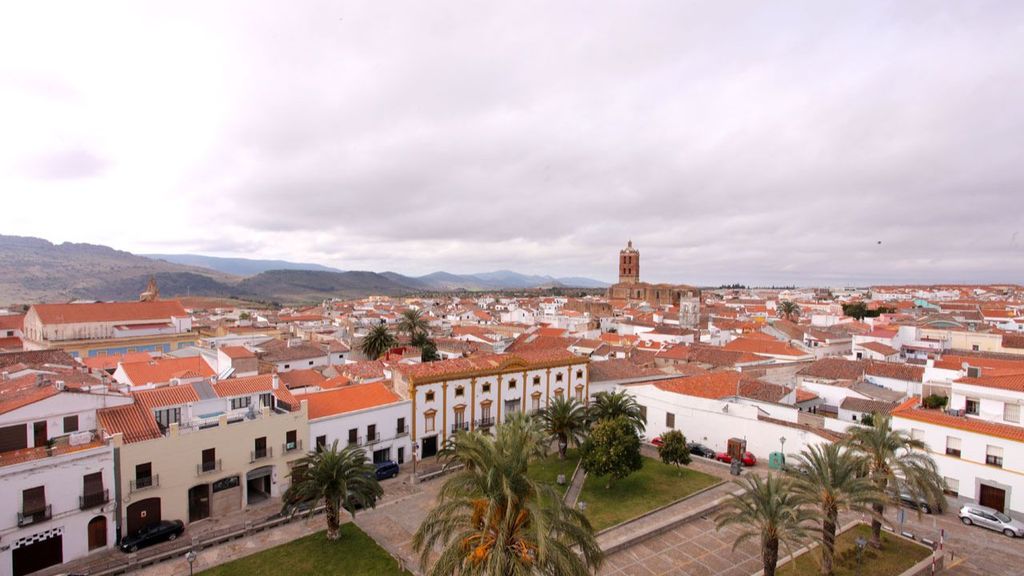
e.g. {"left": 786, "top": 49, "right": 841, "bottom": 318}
{"left": 213, "top": 374, "right": 299, "bottom": 408}
{"left": 505, "top": 333, "right": 573, "bottom": 354}
{"left": 933, "top": 354, "right": 1024, "bottom": 376}
{"left": 858, "top": 341, "right": 899, "bottom": 356}
{"left": 0, "top": 349, "right": 77, "bottom": 370}
{"left": 656, "top": 343, "right": 765, "bottom": 368}
{"left": 81, "top": 351, "right": 152, "bottom": 372}
{"left": 797, "top": 358, "right": 923, "bottom": 382}
{"left": 0, "top": 314, "right": 25, "bottom": 331}
{"left": 341, "top": 360, "right": 387, "bottom": 381}
{"left": 0, "top": 337, "right": 23, "bottom": 350}
{"left": 133, "top": 384, "right": 201, "bottom": 410}
{"left": 30, "top": 300, "right": 188, "bottom": 325}
{"left": 0, "top": 374, "right": 62, "bottom": 415}
{"left": 724, "top": 337, "right": 810, "bottom": 358}
{"left": 320, "top": 375, "right": 353, "bottom": 389}
{"left": 589, "top": 359, "right": 666, "bottom": 382}
{"left": 257, "top": 340, "right": 328, "bottom": 363}
{"left": 955, "top": 373, "right": 1024, "bottom": 393}
{"left": 98, "top": 403, "right": 162, "bottom": 444}
{"left": 220, "top": 346, "right": 255, "bottom": 359}
{"left": 840, "top": 397, "right": 897, "bottom": 415}
{"left": 769, "top": 319, "right": 806, "bottom": 340}
{"left": 653, "top": 372, "right": 789, "bottom": 402}
{"left": 893, "top": 398, "right": 1024, "bottom": 443}
{"left": 1003, "top": 334, "right": 1024, "bottom": 349}
{"left": 795, "top": 389, "right": 819, "bottom": 403}
{"left": 0, "top": 437, "right": 106, "bottom": 466}
{"left": 120, "top": 356, "right": 215, "bottom": 386}
{"left": 278, "top": 369, "right": 326, "bottom": 389}
{"left": 396, "top": 349, "right": 582, "bottom": 384}
{"left": 296, "top": 382, "right": 402, "bottom": 420}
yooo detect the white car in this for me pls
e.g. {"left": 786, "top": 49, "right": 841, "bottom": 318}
{"left": 958, "top": 505, "right": 1024, "bottom": 538}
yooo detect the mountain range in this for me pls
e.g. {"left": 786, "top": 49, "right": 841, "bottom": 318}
{"left": 0, "top": 236, "right": 607, "bottom": 305}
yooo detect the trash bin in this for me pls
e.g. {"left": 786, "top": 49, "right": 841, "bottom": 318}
{"left": 730, "top": 460, "right": 742, "bottom": 476}
{"left": 768, "top": 452, "right": 786, "bottom": 470}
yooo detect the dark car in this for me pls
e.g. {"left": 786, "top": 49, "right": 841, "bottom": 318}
{"left": 687, "top": 442, "right": 716, "bottom": 459}
{"left": 374, "top": 460, "right": 400, "bottom": 480}
{"left": 900, "top": 492, "right": 944, "bottom": 514}
{"left": 119, "top": 520, "right": 184, "bottom": 553}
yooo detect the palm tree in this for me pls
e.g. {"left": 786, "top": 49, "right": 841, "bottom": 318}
{"left": 538, "top": 397, "right": 588, "bottom": 460}
{"left": 716, "top": 474, "right": 814, "bottom": 576}
{"left": 399, "top": 308, "right": 430, "bottom": 338}
{"left": 786, "top": 443, "right": 884, "bottom": 576}
{"left": 283, "top": 441, "right": 383, "bottom": 540}
{"left": 844, "top": 414, "right": 945, "bottom": 548}
{"left": 778, "top": 300, "right": 801, "bottom": 321}
{"left": 588, "top": 390, "right": 646, "bottom": 433}
{"left": 413, "top": 415, "right": 601, "bottom": 575}
{"left": 360, "top": 324, "right": 398, "bottom": 360}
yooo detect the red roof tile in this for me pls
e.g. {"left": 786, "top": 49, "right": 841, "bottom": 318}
{"left": 31, "top": 301, "right": 188, "bottom": 325}
{"left": 296, "top": 382, "right": 402, "bottom": 419}
{"left": 98, "top": 403, "right": 162, "bottom": 443}
{"left": 893, "top": 398, "right": 1024, "bottom": 443}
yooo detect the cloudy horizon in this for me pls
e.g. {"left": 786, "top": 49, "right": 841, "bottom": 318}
{"left": 2, "top": 1, "right": 1023, "bottom": 286}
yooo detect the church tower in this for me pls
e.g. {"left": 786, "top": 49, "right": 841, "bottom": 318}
{"left": 618, "top": 240, "right": 640, "bottom": 284}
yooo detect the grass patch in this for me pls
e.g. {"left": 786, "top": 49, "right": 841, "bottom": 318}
{"left": 199, "top": 524, "right": 410, "bottom": 576}
{"left": 578, "top": 456, "right": 720, "bottom": 531}
{"left": 778, "top": 523, "right": 930, "bottom": 576}
{"left": 528, "top": 449, "right": 580, "bottom": 495}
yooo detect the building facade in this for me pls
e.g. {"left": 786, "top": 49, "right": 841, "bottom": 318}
{"left": 606, "top": 241, "right": 701, "bottom": 309}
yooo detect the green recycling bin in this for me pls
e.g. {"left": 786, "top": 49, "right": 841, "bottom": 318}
{"left": 768, "top": 451, "right": 786, "bottom": 470}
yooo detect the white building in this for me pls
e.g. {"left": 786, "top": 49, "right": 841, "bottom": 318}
{"left": 297, "top": 383, "right": 413, "bottom": 465}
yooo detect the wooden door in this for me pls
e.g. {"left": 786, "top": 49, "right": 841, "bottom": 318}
{"left": 33, "top": 421, "right": 47, "bottom": 447}
{"left": 979, "top": 484, "right": 1006, "bottom": 513}
{"left": 13, "top": 533, "right": 62, "bottom": 576}
{"left": 126, "top": 497, "right": 161, "bottom": 535}
{"left": 88, "top": 515, "right": 107, "bottom": 550}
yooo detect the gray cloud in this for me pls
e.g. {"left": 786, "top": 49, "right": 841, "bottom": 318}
{"left": 2, "top": 1, "right": 1023, "bottom": 285}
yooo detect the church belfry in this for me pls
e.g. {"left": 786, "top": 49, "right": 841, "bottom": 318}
{"left": 618, "top": 240, "right": 640, "bottom": 284}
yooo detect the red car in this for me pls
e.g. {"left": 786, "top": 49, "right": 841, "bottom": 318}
{"left": 651, "top": 436, "right": 664, "bottom": 447}
{"left": 716, "top": 451, "right": 757, "bottom": 466}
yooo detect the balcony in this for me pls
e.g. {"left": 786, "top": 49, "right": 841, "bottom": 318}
{"left": 282, "top": 439, "right": 303, "bottom": 454}
{"left": 362, "top": 432, "right": 381, "bottom": 446}
{"left": 18, "top": 505, "right": 51, "bottom": 527}
{"left": 475, "top": 417, "right": 495, "bottom": 428}
{"left": 451, "top": 421, "right": 470, "bottom": 434}
{"left": 130, "top": 475, "right": 159, "bottom": 492}
{"left": 197, "top": 459, "right": 222, "bottom": 476}
{"left": 80, "top": 489, "right": 109, "bottom": 510}
{"left": 250, "top": 447, "right": 274, "bottom": 463}
{"left": 395, "top": 425, "right": 410, "bottom": 437}
{"left": 347, "top": 437, "right": 361, "bottom": 447}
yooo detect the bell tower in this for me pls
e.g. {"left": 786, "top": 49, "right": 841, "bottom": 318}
{"left": 618, "top": 240, "right": 640, "bottom": 284}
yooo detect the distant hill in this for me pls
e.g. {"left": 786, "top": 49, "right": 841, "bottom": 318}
{"left": 145, "top": 254, "right": 344, "bottom": 276}
{"left": 0, "top": 236, "right": 608, "bottom": 305}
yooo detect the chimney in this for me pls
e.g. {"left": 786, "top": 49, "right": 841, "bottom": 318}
{"left": 55, "top": 380, "right": 65, "bottom": 391}
{"left": 272, "top": 373, "right": 279, "bottom": 390}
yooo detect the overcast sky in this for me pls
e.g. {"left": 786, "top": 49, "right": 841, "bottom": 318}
{"left": 1, "top": 1, "right": 1022, "bottom": 286}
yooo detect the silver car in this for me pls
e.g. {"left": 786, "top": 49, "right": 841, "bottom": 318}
{"left": 959, "top": 505, "right": 1024, "bottom": 537}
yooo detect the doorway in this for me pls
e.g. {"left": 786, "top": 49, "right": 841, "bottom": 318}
{"left": 88, "top": 516, "right": 107, "bottom": 550}
{"left": 32, "top": 421, "right": 47, "bottom": 447}
{"left": 126, "top": 497, "right": 161, "bottom": 535}
{"left": 421, "top": 436, "right": 438, "bottom": 458}
{"left": 246, "top": 466, "right": 273, "bottom": 506}
{"left": 980, "top": 484, "right": 1007, "bottom": 513}
{"left": 12, "top": 532, "right": 62, "bottom": 576}
{"left": 188, "top": 484, "right": 211, "bottom": 522}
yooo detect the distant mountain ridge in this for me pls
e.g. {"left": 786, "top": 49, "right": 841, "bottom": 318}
{"left": 0, "top": 236, "right": 607, "bottom": 305}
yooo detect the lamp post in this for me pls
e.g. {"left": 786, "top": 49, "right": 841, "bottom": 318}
{"left": 186, "top": 549, "right": 197, "bottom": 576}
{"left": 411, "top": 441, "right": 419, "bottom": 483}
{"left": 779, "top": 436, "right": 786, "bottom": 468}
{"left": 855, "top": 536, "right": 867, "bottom": 576}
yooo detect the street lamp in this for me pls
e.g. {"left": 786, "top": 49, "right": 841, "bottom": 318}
{"left": 186, "top": 549, "right": 197, "bottom": 576}
{"left": 779, "top": 436, "right": 787, "bottom": 468}
{"left": 854, "top": 536, "right": 867, "bottom": 576}
{"left": 412, "top": 441, "right": 419, "bottom": 482}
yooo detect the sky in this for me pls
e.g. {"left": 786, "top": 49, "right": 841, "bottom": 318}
{"left": 1, "top": 1, "right": 1023, "bottom": 286}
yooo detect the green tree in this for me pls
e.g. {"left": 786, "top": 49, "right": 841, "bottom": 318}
{"left": 398, "top": 308, "right": 430, "bottom": 338}
{"left": 844, "top": 414, "right": 945, "bottom": 548}
{"left": 421, "top": 341, "right": 441, "bottom": 362}
{"left": 238, "top": 311, "right": 252, "bottom": 321}
{"left": 580, "top": 416, "right": 643, "bottom": 488}
{"left": 657, "top": 430, "right": 691, "bottom": 470}
{"left": 283, "top": 441, "right": 383, "bottom": 541}
{"left": 786, "top": 443, "right": 884, "bottom": 576}
{"left": 842, "top": 302, "right": 869, "bottom": 320}
{"left": 777, "top": 300, "right": 801, "bottom": 321}
{"left": 360, "top": 324, "right": 398, "bottom": 360}
{"left": 413, "top": 415, "right": 601, "bottom": 576}
{"left": 588, "top": 390, "right": 646, "bottom": 434}
{"left": 538, "top": 397, "right": 588, "bottom": 460}
{"left": 716, "top": 475, "right": 814, "bottom": 576}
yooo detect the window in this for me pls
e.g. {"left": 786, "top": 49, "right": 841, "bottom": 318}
{"left": 284, "top": 364, "right": 290, "bottom": 369}
{"left": 532, "top": 376, "right": 541, "bottom": 385}
{"left": 508, "top": 379, "right": 517, "bottom": 390}
{"left": 201, "top": 448, "right": 217, "bottom": 472}
{"left": 555, "top": 373, "right": 563, "bottom": 382}
{"left": 575, "top": 385, "right": 584, "bottom": 401}
{"left": 367, "top": 424, "right": 377, "bottom": 442}
{"left": 82, "top": 471, "right": 105, "bottom": 507}
{"left": 554, "top": 388, "right": 564, "bottom": 399}
{"left": 945, "top": 436, "right": 961, "bottom": 458}
{"left": 397, "top": 417, "right": 406, "bottom": 435}
{"left": 576, "top": 369, "right": 583, "bottom": 379}
{"left": 154, "top": 407, "right": 181, "bottom": 430}
{"left": 482, "top": 383, "right": 491, "bottom": 393}
{"left": 504, "top": 399, "right": 520, "bottom": 415}
{"left": 259, "top": 392, "right": 274, "bottom": 408}
{"left": 425, "top": 412, "right": 436, "bottom": 433}
{"left": 638, "top": 404, "right": 648, "bottom": 422}
{"left": 231, "top": 396, "right": 251, "bottom": 410}
{"left": 943, "top": 476, "right": 959, "bottom": 496}
{"left": 254, "top": 436, "right": 267, "bottom": 459}
{"left": 965, "top": 398, "right": 980, "bottom": 416}
{"left": 972, "top": 344, "right": 980, "bottom": 351}
{"left": 455, "top": 385, "right": 465, "bottom": 397}
{"left": 425, "top": 390, "right": 435, "bottom": 402}
{"left": 285, "top": 430, "right": 298, "bottom": 451}
{"left": 308, "top": 360, "right": 314, "bottom": 366}
{"left": 532, "top": 394, "right": 541, "bottom": 411}
{"left": 666, "top": 412, "right": 675, "bottom": 429}
{"left": 1004, "top": 403, "right": 1020, "bottom": 423}
{"left": 986, "top": 445, "right": 1004, "bottom": 467}
{"left": 348, "top": 428, "right": 358, "bottom": 445}
{"left": 316, "top": 435, "right": 327, "bottom": 452}
{"left": 22, "top": 486, "right": 46, "bottom": 517}
{"left": 480, "top": 403, "right": 491, "bottom": 421}
{"left": 135, "top": 463, "right": 154, "bottom": 488}
{"left": 63, "top": 415, "right": 79, "bottom": 434}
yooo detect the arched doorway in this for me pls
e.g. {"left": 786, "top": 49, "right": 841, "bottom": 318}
{"left": 188, "top": 484, "right": 211, "bottom": 522}
{"left": 126, "top": 497, "right": 161, "bottom": 536}
{"left": 88, "top": 516, "right": 107, "bottom": 550}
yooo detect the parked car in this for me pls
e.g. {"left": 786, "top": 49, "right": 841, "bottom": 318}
{"left": 900, "top": 492, "right": 943, "bottom": 514}
{"left": 651, "top": 436, "right": 664, "bottom": 447}
{"left": 716, "top": 451, "right": 757, "bottom": 466}
{"left": 959, "top": 505, "right": 1024, "bottom": 537}
{"left": 119, "top": 520, "right": 185, "bottom": 553}
{"left": 374, "top": 460, "right": 400, "bottom": 480}
{"left": 687, "top": 442, "right": 716, "bottom": 459}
